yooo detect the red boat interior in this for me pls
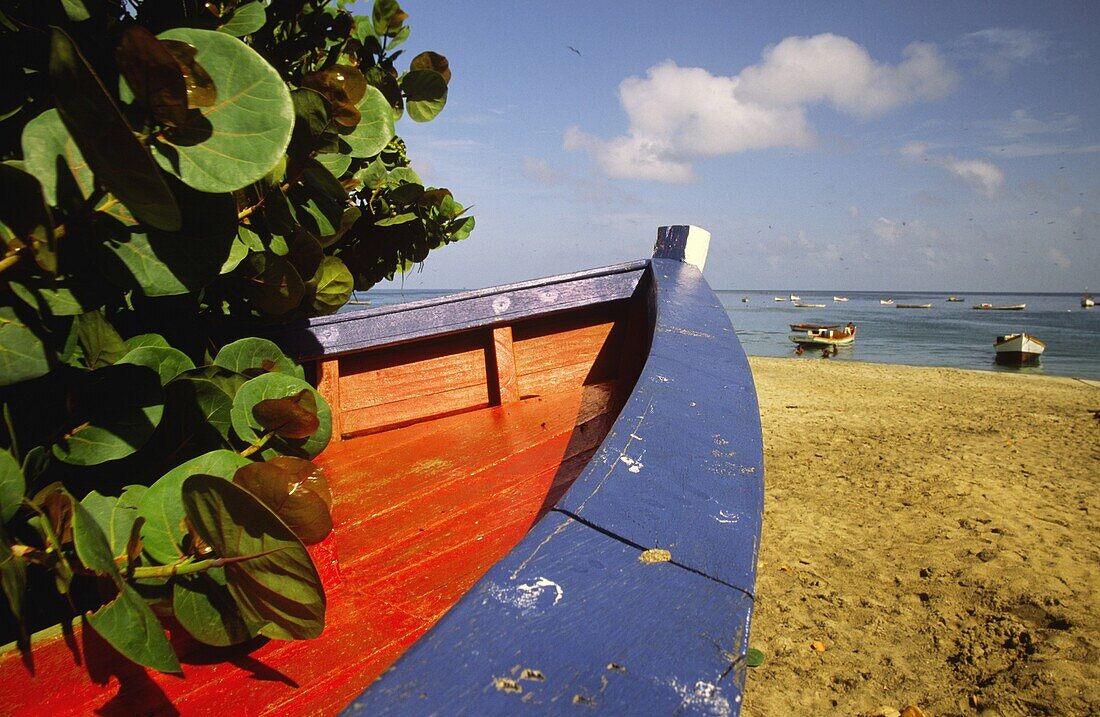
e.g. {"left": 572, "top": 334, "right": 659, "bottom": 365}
{"left": 0, "top": 293, "right": 650, "bottom": 716}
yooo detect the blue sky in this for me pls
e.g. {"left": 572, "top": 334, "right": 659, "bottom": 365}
{"left": 367, "top": 1, "right": 1098, "bottom": 292}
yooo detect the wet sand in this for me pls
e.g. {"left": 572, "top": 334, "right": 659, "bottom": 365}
{"left": 742, "top": 357, "right": 1099, "bottom": 717}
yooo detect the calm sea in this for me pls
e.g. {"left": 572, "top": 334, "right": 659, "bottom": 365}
{"left": 354, "top": 288, "right": 1100, "bottom": 381}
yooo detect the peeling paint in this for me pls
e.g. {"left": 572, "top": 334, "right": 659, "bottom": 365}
{"left": 487, "top": 577, "right": 563, "bottom": 614}
{"left": 664, "top": 678, "right": 733, "bottom": 717}
{"left": 492, "top": 296, "right": 512, "bottom": 314}
{"left": 493, "top": 677, "right": 523, "bottom": 694}
{"left": 618, "top": 454, "right": 645, "bottom": 473}
{"left": 715, "top": 510, "right": 739, "bottom": 524}
{"left": 638, "top": 548, "right": 671, "bottom": 564}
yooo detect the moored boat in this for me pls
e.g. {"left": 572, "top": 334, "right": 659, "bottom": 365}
{"left": 896, "top": 303, "right": 932, "bottom": 309}
{"left": 974, "top": 303, "right": 1026, "bottom": 311}
{"left": 994, "top": 332, "right": 1046, "bottom": 365}
{"left": 789, "top": 294, "right": 800, "bottom": 301}
{"left": 742, "top": 296, "right": 749, "bottom": 302}
{"left": 833, "top": 296, "right": 849, "bottom": 302}
{"left": 946, "top": 296, "right": 964, "bottom": 302}
{"left": 773, "top": 296, "right": 787, "bottom": 302}
{"left": 0, "top": 227, "right": 765, "bottom": 716}
{"left": 789, "top": 322, "right": 857, "bottom": 347}
{"left": 880, "top": 299, "right": 894, "bottom": 305}
{"left": 1083, "top": 292, "right": 1095, "bottom": 308}
{"left": 793, "top": 302, "right": 826, "bottom": 308}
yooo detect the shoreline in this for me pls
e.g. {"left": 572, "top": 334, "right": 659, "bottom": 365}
{"left": 743, "top": 357, "right": 1099, "bottom": 716}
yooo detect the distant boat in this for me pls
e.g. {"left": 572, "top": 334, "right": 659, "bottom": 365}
{"left": 896, "top": 303, "right": 932, "bottom": 309}
{"left": 994, "top": 332, "right": 1045, "bottom": 365}
{"left": 1083, "top": 292, "right": 1095, "bottom": 308}
{"left": 879, "top": 299, "right": 894, "bottom": 305}
{"left": 974, "top": 303, "right": 1025, "bottom": 311}
{"left": 774, "top": 297, "right": 787, "bottom": 302}
{"left": 946, "top": 296, "right": 964, "bottom": 302}
{"left": 789, "top": 294, "right": 801, "bottom": 301}
{"left": 789, "top": 322, "right": 856, "bottom": 347}
{"left": 793, "top": 302, "right": 826, "bottom": 308}
{"left": 741, "top": 297, "right": 749, "bottom": 303}
{"left": 833, "top": 296, "right": 849, "bottom": 302}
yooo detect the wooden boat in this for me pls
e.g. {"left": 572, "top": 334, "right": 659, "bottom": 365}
{"left": 789, "top": 322, "right": 856, "bottom": 347}
{"left": 946, "top": 296, "right": 964, "bottom": 302}
{"left": 1083, "top": 292, "right": 1095, "bottom": 308}
{"left": 879, "top": 299, "right": 894, "bottom": 305}
{"left": 773, "top": 296, "right": 787, "bottom": 302}
{"left": 896, "top": 303, "right": 932, "bottom": 309}
{"left": 833, "top": 296, "right": 849, "bottom": 302}
{"left": 974, "top": 303, "right": 1026, "bottom": 311}
{"left": 789, "top": 294, "right": 800, "bottom": 301}
{"left": 741, "top": 297, "right": 749, "bottom": 303}
{"left": 0, "top": 227, "right": 765, "bottom": 716}
{"left": 994, "top": 332, "right": 1045, "bottom": 365}
{"left": 793, "top": 302, "right": 826, "bottom": 308}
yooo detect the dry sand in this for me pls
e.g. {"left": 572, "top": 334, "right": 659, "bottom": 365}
{"left": 741, "top": 358, "right": 1099, "bottom": 717}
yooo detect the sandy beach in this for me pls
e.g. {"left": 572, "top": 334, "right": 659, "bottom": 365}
{"left": 742, "top": 358, "right": 1099, "bottom": 717}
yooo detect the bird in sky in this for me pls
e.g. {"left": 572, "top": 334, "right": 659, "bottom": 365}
{"left": 568, "top": 45, "right": 581, "bottom": 56}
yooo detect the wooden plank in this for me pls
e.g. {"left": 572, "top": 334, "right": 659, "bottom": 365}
{"left": 340, "top": 384, "right": 490, "bottom": 436}
{"left": 344, "top": 513, "right": 756, "bottom": 715}
{"left": 555, "top": 258, "right": 765, "bottom": 596}
{"left": 512, "top": 303, "right": 627, "bottom": 397}
{"left": 317, "top": 358, "right": 343, "bottom": 441}
{"left": 490, "top": 326, "right": 519, "bottom": 404}
{"left": 268, "top": 263, "right": 647, "bottom": 361}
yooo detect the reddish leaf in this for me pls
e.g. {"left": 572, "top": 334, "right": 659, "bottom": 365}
{"left": 116, "top": 25, "right": 190, "bottom": 127}
{"left": 233, "top": 458, "right": 333, "bottom": 544}
{"left": 162, "top": 40, "right": 217, "bottom": 108}
{"left": 302, "top": 65, "right": 366, "bottom": 128}
{"left": 252, "top": 389, "right": 319, "bottom": 438}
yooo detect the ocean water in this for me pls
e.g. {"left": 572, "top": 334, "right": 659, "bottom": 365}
{"left": 354, "top": 288, "right": 1100, "bottom": 381}
{"left": 719, "top": 290, "right": 1100, "bottom": 381}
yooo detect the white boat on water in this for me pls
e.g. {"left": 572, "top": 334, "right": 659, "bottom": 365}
{"left": 880, "top": 299, "right": 894, "bottom": 305}
{"left": 789, "top": 294, "right": 801, "bottom": 301}
{"left": 994, "top": 332, "right": 1045, "bottom": 365}
{"left": 774, "top": 297, "right": 787, "bottom": 302}
{"left": 974, "top": 303, "right": 1025, "bottom": 311}
{"left": 833, "top": 296, "right": 849, "bottom": 302}
{"left": 789, "top": 322, "right": 857, "bottom": 347}
{"left": 793, "top": 302, "right": 826, "bottom": 308}
{"left": 1084, "top": 292, "right": 1095, "bottom": 308}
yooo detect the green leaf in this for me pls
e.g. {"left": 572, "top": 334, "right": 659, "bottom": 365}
{"left": 340, "top": 85, "right": 395, "bottom": 157}
{"left": 60, "top": 0, "right": 91, "bottom": 21}
{"left": 315, "top": 152, "right": 351, "bottom": 178}
{"left": 125, "top": 333, "right": 170, "bottom": 350}
{"left": 20, "top": 109, "right": 136, "bottom": 225}
{"left": 80, "top": 486, "right": 145, "bottom": 558}
{"left": 213, "top": 337, "right": 303, "bottom": 380}
{"left": 48, "top": 28, "right": 181, "bottom": 232}
{"left": 173, "top": 571, "right": 253, "bottom": 646}
{"left": 52, "top": 364, "right": 165, "bottom": 466}
{"left": 0, "top": 449, "right": 24, "bottom": 523}
{"left": 289, "top": 88, "right": 337, "bottom": 158}
{"left": 8, "top": 273, "right": 107, "bottom": 318}
{"left": 152, "top": 29, "right": 294, "bottom": 193}
{"left": 0, "top": 305, "right": 50, "bottom": 387}
{"left": 162, "top": 366, "right": 246, "bottom": 446}
{"left": 0, "top": 163, "right": 56, "bottom": 274}
{"left": 409, "top": 51, "right": 451, "bottom": 84}
{"left": 309, "top": 256, "right": 354, "bottom": 314}
{"left": 93, "top": 181, "right": 237, "bottom": 297}
{"left": 75, "top": 309, "right": 128, "bottom": 369}
{"left": 746, "top": 647, "right": 765, "bottom": 667}
{"left": 233, "top": 457, "right": 332, "bottom": 544}
{"left": 1, "top": 525, "right": 27, "bottom": 632}
{"left": 72, "top": 495, "right": 180, "bottom": 672}
{"left": 182, "top": 474, "right": 325, "bottom": 640}
{"left": 137, "top": 450, "right": 252, "bottom": 564}
{"left": 118, "top": 346, "right": 196, "bottom": 385}
{"left": 401, "top": 70, "right": 447, "bottom": 122}
{"left": 231, "top": 373, "right": 331, "bottom": 458}
{"left": 241, "top": 252, "right": 305, "bottom": 315}
{"left": 217, "top": 1, "right": 267, "bottom": 36}
{"left": 372, "top": 0, "right": 408, "bottom": 35}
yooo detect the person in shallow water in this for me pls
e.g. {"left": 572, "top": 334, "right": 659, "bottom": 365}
{"left": 795, "top": 344, "right": 804, "bottom": 355}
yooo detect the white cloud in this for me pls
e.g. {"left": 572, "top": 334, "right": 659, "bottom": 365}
{"left": 900, "top": 144, "right": 1005, "bottom": 198}
{"left": 522, "top": 157, "right": 563, "bottom": 185}
{"left": 566, "top": 34, "right": 957, "bottom": 182}
{"left": 737, "top": 35, "right": 955, "bottom": 118}
{"left": 957, "top": 28, "right": 1050, "bottom": 78}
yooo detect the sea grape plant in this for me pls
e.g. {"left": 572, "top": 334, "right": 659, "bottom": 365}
{"left": 0, "top": 0, "right": 471, "bottom": 672}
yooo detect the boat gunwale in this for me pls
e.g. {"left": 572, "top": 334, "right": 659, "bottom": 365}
{"left": 345, "top": 245, "right": 764, "bottom": 713}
